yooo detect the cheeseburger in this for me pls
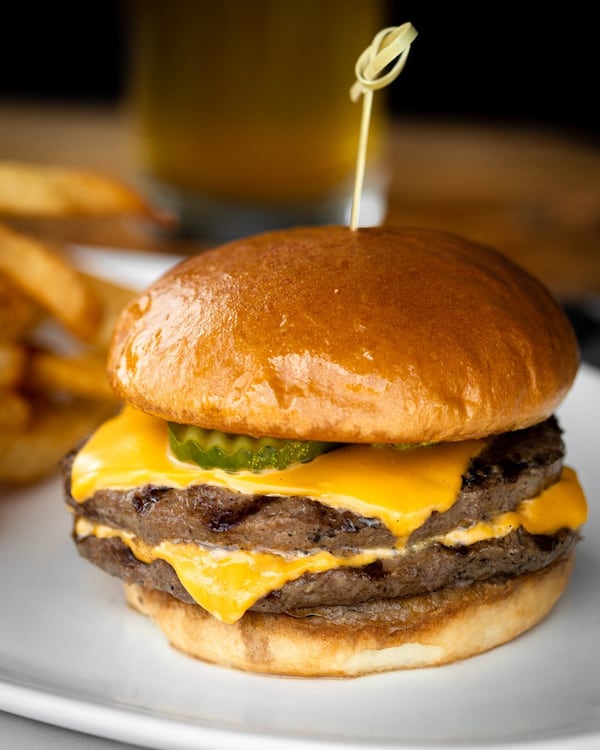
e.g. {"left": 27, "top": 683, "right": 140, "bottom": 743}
{"left": 64, "top": 226, "right": 588, "bottom": 677}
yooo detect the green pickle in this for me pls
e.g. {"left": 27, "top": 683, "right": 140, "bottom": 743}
{"left": 373, "top": 442, "right": 436, "bottom": 450}
{"left": 168, "top": 423, "right": 338, "bottom": 473}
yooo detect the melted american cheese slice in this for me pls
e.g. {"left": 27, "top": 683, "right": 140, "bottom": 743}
{"left": 441, "top": 467, "right": 586, "bottom": 545}
{"left": 71, "top": 407, "right": 588, "bottom": 624}
{"left": 75, "top": 516, "right": 392, "bottom": 624}
{"left": 71, "top": 407, "right": 484, "bottom": 537}
{"left": 75, "top": 471, "right": 586, "bottom": 624}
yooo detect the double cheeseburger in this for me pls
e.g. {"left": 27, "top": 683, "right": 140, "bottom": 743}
{"left": 64, "top": 226, "right": 588, "bottom": 677}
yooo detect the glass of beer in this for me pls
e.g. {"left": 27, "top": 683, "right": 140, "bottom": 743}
{"left": 126, "top": 0, "right": 386, "bottom": 241}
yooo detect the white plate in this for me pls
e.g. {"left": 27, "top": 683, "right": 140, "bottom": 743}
{"left": 1, "top": 249, "right": 599, "bottom": 750}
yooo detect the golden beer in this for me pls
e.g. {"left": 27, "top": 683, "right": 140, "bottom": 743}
{"left": 127, "top": 0, "right": 385, "bottom": 235}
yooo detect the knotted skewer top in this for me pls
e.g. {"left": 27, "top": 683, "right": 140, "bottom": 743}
{"left": 351, "top": 23, "right": 418, "bottom": 101}
{"left": 349, "top": 23, "right": 418, "bottom": 229}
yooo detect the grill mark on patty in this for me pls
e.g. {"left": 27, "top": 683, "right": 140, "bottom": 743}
{"left": 65, "top": 416, "right": 577, "bottom": 612}
{"left": 64, "top": 416, "right": 565, "bottom": 555}
{"left": 74, "top": 527, "right": 578, "bottom": 614}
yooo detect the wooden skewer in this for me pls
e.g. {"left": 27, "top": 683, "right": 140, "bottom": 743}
{"left": 349, "top": 23, "right": 418, "bottom": 230}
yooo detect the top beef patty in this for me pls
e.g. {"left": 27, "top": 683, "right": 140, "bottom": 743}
{"left": 64, "top": 417, "right": 578, "bottom": 614}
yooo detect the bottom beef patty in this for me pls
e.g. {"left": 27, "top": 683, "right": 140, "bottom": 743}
{"left": 65, "top": 416, "right": 578, "bottom": 614}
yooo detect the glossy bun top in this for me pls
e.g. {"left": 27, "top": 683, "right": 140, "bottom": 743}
{"left": 108, "top": 226, "right": 579, "bottom": 443}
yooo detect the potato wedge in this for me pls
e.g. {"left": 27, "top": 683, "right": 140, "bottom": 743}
{"left": 0, "top": 398, "right": 117, "bottom": 484}
{"left": 0, "top": 272, "right": 39, "bottom": 341}
{"left": 0, "top": 343, "right": 27, "bottom": 389}
{"left": 0, "top": 389, "right": 32, "bottom": 432}
{"left": 27, "top": 350, "right": 115, "bottom": 401}
{"left": 0, "top": 161, "right": 153, "bottom": 218}
{"left": 0, "top": 223, "right": 102, "bottom": 341}
{"left": 0, "top": 160, "right": 169, "bottom": 484}
{"left": 80, "top": 273, "right": 136, "bottom": 351}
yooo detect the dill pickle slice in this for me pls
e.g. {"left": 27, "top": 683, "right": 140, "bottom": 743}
{"left": 373, "top": 442, "right": 436, "bottom": 450}
{"left": 168, "top": 423, "right": 338, "bottom": 473}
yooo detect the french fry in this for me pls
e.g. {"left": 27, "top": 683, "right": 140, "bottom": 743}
{"left": 0, "top": 272, "right": 39, "bottom": 341}
{"left": 0, "top": 343, "right": 27, "bottom": 389}
{"left": 0, "top": 223, "right": 102, "bottom": 342}
{"left": 81, "top": 273, "right": 136, "bottom": 351}
{"left": 0, "top": 399, "right": 117, "bottom": 484}
{"left": 26, "top": 350, "right": 115, "bottom": 401}
{"left": 0, "top": 390, "right": 32, "bottom": 431}
{"left": 0, "top": 161, "right": 153, "bottom": 218}
{"left": 0, "top": 160, "right": 166, "bottom": 485}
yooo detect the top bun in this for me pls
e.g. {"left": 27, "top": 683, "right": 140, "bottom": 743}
{"left": 108, "top": 226, "right": 579, "bottom": 443}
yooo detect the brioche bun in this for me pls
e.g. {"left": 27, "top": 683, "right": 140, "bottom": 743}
{"left": 66, "top": 225, "right": 585, "bottom": 678}
{"left": 108, "top": 226, "right": 578, "bottom": 443}
{"left": 125, "top": 555, "right": 574, "bottom": 677}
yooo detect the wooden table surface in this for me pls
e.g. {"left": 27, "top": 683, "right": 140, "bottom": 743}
{"left": 1, "top": 101, "right": 599, "bottom": 300}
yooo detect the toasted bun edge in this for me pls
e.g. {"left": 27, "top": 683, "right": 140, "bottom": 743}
{"left": 109, "top": 226, "right": 579, "bottom": 443}
{"left": 124, "top": 554, "right": 574, "bottom": 677}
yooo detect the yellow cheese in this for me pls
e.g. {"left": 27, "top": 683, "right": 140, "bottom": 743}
{"left": 71, "top": 407, "right": 588, "bottom": 624}
{"left": 75, "top": 470, "right": 586, "bottom": 623}
{"left": 71, "top": 407, "right": 484, "bottom": 538}
{"left": 75, "top": 517, "right": 392, "bottom": 624}
{"left": 439, "top": 467, "right": 587, "bottom": 545}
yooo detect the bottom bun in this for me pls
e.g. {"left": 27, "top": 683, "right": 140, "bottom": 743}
{"left": 125, "top": 555, "right": 574, "bottom": 677}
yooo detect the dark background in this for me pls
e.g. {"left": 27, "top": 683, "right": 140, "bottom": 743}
{"left": 1, "top": 1, "right": 598, "bottom": 366}
{"left": 0, "top": 1, "right": 597, "bottom": 144}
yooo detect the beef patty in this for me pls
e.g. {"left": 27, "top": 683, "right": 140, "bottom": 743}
{"left": 64, "top": 416, "right": 578, "bottom": 614}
